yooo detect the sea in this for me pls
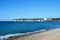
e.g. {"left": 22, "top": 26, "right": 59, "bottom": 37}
{"left": 0, "top": 21, "right": 60, "bottom": 40}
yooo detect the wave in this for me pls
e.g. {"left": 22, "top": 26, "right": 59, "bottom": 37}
{"left": 0, "top": 29, "right": 46, "bottom": 40}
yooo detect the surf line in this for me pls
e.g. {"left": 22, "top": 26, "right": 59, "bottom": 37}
{"left": 0, "top": 29, "right": 46, "bottom": 40}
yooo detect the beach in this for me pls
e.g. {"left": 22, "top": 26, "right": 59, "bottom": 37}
{"left": 8, "top": 28, "right": 60, "bottom": 40}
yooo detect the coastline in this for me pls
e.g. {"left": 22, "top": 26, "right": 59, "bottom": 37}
{"left": 0, "top": 29, "right": 46, "bottom": 40}
{"left": 8, "top": 28, "right": 60, "bottom": 40}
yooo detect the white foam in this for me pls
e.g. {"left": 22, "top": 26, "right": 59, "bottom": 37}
{"left": 0, "top": 29, "right": 46, "bottom": 40}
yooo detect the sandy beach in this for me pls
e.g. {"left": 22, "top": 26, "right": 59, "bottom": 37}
{"left": 8, "top": 28, "right": 60, "bottom": 40}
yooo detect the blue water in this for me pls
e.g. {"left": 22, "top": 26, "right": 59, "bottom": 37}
{"left": 0, "top": 21, "right": 60, "bottom": 36}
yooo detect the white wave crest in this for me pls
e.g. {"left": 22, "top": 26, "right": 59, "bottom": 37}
{"left": 0, "top": 29, "right": 46, "bottom": 40}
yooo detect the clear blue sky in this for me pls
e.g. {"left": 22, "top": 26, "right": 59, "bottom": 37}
{"left": 0, "top": 0, "right": 60, "bottom": 21}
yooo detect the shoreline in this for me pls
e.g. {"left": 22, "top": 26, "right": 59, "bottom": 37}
{"left": 0, "top": 29, "right": 46, "bottom": 40}
{"left": 7, "top": 28, "right": 60, "bottom": 40}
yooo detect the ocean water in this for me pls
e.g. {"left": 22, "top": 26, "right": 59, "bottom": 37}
{"left": 0, "top": 21, "right": 60, "bottom": 36}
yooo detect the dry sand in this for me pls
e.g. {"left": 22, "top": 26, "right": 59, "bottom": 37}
{"left": 9, "top": 28, "right": 60, "bottom": 40}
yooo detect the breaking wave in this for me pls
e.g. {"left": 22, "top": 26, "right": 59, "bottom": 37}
{"left": 0, "top": 29, "right": 46, "bottom": 40}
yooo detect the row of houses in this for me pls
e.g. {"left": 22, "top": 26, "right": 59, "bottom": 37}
{"left": 13, "top": 18, "right": 60, "bottom": 22}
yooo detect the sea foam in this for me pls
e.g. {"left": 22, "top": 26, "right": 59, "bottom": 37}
{"left": 0, "top": 29, "right": 46, "bottom": 40}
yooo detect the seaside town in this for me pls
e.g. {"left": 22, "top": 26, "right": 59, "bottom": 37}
{"left": 13, "top": 18, "right": 60, "bottom": 22}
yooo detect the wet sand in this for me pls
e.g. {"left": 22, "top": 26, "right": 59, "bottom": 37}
{"left": 9, "top": 28, "right": 60, "bottom": 40}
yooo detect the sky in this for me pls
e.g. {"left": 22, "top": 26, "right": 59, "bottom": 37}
{"left": 0, "top": 0, "right": 60, "bottom": 21}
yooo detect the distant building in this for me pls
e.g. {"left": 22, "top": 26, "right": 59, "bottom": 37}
{"left": 13, "top": 18, "right": 60, "bottom": 22}
{"left": 13, "top": 18, "right": 44, "bottom": 22}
